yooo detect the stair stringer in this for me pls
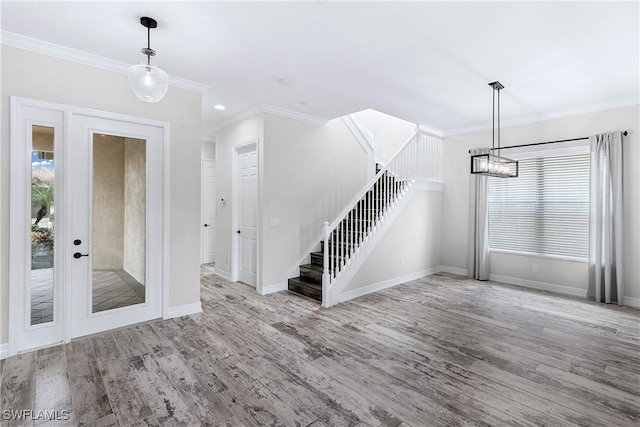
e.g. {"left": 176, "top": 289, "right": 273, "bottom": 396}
{"left": 327, "top": 183, "right": 418, "bottom": 307}
{"left": 284, "top": 238, "right": 321, "bottom": 281}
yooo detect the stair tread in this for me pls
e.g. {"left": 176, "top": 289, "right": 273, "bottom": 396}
{"left": 311, "top": 251, "right": 345, "bottom": 259}
{"left": 288, "top": 276, "right": 322, "bottom": 288}
{"left": 288, "top": 277, "right": 322, "bottom": 302}
{"left": 300, "top": 263, "right": 324, "bottom": 272}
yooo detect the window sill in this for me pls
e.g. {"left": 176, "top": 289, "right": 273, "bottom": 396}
{"left": 489, "top": 248, "right": 588, "bottom": 263}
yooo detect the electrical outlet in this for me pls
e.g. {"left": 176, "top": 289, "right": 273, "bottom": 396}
{"left": 532, "top": 264, "right": 539, "bottom": 272}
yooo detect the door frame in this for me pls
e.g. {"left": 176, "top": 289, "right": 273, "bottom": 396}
{"left": 8, "top": 97, "right": 171, "bottom": 356}
{"left": 68, "top": 116, "right": 165, "bottom": 339}
{"left": 230, "top": 139, "right": 261, "bottom": 290}
{"left": 9, "top": 100, "right": 67, "bottom": 356}
{"left": 201, "top": 158, "right": 216, "bottom": 264}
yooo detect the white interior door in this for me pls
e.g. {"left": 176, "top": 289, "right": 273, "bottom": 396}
{"left": 202, "top": 160, "right": 216, "bottom": 264}
{"left": 69, "top": 115, "right": 164, "bottom": 338}
{"left": 236, "top": 145, "right": 258, "bottom": 287}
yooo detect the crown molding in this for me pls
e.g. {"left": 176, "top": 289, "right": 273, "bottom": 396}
{"left": 214, "top": 105, "right": 265, "bottom": 131}
{"left": 215, "top": 103, "right": 328, "bottom": 131}
{"left": 1, "top": 31, "right": 211, "bottom": 94}
{"left": 261, "top": 104, "right": 328, "bottom": 126}
{"left": 442, "top": 98, "right": 640, "bottom": 136}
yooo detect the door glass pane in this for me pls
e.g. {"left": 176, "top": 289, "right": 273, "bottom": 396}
{"left": 92, "top": 134, "right": 146, "bottom": 313}
{"left": 31, "top": 125, "right": 55, "bottom": 325}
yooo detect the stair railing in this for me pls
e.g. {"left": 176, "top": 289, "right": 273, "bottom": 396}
{"left": 321, "top": 128, "right": 441, "bottom": 307}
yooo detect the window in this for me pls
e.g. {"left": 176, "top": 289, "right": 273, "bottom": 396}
{"left": 488, "top": 152, "right": 590, "bottom": 260}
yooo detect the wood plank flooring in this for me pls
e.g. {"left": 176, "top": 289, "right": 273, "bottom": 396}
{"left": 2, "top": 270, "right": 639, "bottom": 426}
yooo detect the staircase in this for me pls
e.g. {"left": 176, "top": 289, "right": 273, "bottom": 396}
{"left": 287, "top": 170, "right": 396, "bottom": 302}
{"left": 287, "top": 129, "right": 442, "bottom": 306}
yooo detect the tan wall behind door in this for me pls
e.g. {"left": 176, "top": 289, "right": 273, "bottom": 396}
{"left": 92, "top": 135, "right": 125, "bottom": 269}
{"left": 123, "top": 138, "right": 146, "bottom": 285}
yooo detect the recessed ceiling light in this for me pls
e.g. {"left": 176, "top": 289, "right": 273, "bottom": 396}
{"left": 214, "top": 104, "right": 226, "bottom": 110}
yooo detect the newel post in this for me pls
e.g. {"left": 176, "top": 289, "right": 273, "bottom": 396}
{"left": 322, "top": 221, "right": 331, "bottom": 308}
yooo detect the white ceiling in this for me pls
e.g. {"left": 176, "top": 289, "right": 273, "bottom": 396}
{"left": 2, "top": 1, "right": 638, "bottom": 138}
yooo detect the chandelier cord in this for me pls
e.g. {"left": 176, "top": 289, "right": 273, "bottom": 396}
{"left": 492, "top": 88, "right": 495, "bottom": 153}
{"left": 497, "top": 85, "right": 501, "bottom": 157}
{"left": 146, "top": 26, "right": 151, "bottom": 66}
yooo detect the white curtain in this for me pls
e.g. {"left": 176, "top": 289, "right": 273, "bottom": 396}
{"left": 468, "top": 148, "right": 490, "bottom": 280}
{"left": 588, "top": 131, "right": 624, "bottom": 305}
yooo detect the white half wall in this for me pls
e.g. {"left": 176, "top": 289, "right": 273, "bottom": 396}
{"left": 441, "top": 105, "right": 640, "bottom": 300}
{"left": 350, "top": 109, "right": 416, "bottom": 165}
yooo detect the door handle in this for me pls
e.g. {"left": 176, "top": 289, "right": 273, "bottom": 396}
{"left": 236, "top": 230, "right": 241, "bottom": 234}
{"left": 204, "top": 224, "right": 210, "bottom": 227}
{"left": 73, "top": 252, "right": 89, "bottom": 259}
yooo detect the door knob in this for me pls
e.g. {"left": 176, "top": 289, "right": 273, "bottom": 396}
{"left": 236, "top": 230, "right": 241, "bottom": 234}
{"left": 204, "top": 224, "right": 210, "bottom": 227}
{"left": 73, "top": 239, "right": 82, "bottom": 246}
{"left": 73, "top": 252, "right": 89, "bottom": 259}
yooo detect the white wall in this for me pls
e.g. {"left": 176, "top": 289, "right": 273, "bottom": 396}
{"left": 262, "top": 114, "right": 368, "bottom": 287}
{"left": 214, "top": 113, "right": 368, "bottom": 288}
{"left": 351, "top": 109, "right": 416, "bottom": 165}
{"left": 441, "top": 105, "right": 640, "bottom": 300}
{"left": 345, "top": 189, "right": 442, "bottom": 291}
{"left": 1, "top": 46, "right": 203, "bottom": 344}
{"left": 201, "top": 140, "right": 216, "bottom": 159}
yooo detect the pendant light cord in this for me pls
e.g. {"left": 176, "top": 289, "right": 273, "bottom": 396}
{"left": 492, "top": 88, "right": 496, "bottom": 153}
{"left": 147, "top": 26, "right": 151, "bottom": 66}
{"left": 497, "top": 86, "right": 501, "bottom": 157}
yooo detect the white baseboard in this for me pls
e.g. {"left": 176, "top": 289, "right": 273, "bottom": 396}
{"left": 166, "top": 302, "right": 203, "bottom": 319}
{"left": 338, "top": 267, "right": 440, "bottom": 303}
{"left": 0, "top": 343, "right": 7, "bottom": 360}
{"left": 623, "top": 296, "right": 640, "bottom": 308}
{"left": 260, "top": 282, "right": 287, "bottom": 296}
{"left": 438, "top": 265, "right": 469, "bottom": 276}
{"left": 438, "top": 267, "right": 640, "bottom": 308}
{"left": 488, "top": 273, "right": 587, "bottom": 298}
{"left": 215, "top": 269, "right": 232, "bottom": 281}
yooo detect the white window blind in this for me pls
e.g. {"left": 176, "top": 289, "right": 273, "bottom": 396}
{"left": 488, "top": 153, "right": 590, "bottom": 260}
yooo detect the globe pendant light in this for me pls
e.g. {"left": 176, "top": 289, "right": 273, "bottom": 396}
{"left": 128, "top": 17, "right": 169, "bottom": 103}
{"left": 470, "top": 82, "right": 519, "bottom": 178}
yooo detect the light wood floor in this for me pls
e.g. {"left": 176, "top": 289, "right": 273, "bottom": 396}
{"left": 2, "top": 270, "right": 639, "bottom": 426}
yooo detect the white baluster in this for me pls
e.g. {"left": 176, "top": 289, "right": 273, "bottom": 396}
{"left": 332, "top": 225, "right": 336, "bottom": 282}
{"left": 322, "top": 221, "right": 330, "bottom": 307}
{"left": 348, "top": 209, "right": 351, "bottom": 259}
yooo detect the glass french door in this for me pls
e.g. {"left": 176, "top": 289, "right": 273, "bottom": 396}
{"left": 10, "top": 98, "right": 167, "bottom": 355}
{"left": 69, "top": 115, "right": 163, "bottom": 338}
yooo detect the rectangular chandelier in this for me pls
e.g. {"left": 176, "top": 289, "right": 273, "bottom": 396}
{"left": 470, "top": 81, "right": 519, "bottom": 178}
{"left": 471, "top": 153, "right": 518, "bottom": 178}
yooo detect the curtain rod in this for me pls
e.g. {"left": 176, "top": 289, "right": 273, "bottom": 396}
{"left": 468, "top": 131, "right": 628, "bottom": 153}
